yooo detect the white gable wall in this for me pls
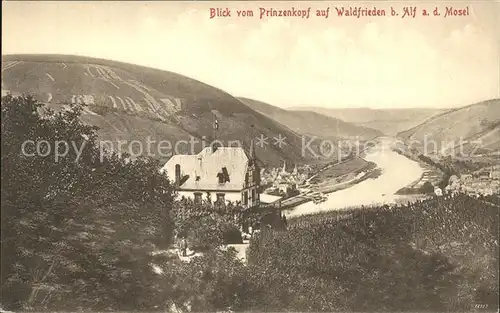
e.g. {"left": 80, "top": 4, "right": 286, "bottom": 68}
{"left": 161, "top": 147, "right": 249, "bottom": 192}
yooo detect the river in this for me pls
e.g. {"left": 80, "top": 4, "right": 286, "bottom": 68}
{"left": 285, "top": 137, "right": 424, "bottom": 217}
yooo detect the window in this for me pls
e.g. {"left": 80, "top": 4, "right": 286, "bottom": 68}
{"left": 243, "top": 191, "right": 248, "bottom": 205}
{"left": 218, "top": 168, "right": 230, "bottom": 184}
{"left": 221, "top": 167, "right": 230, "bottom": 182}
{"left": 252, "top": 189, "right": 256, "bottom": 205}
{"left": 218, "top": 173, "right": 225, "bottom": 184}
{"left": 194, "top": 192, "right": 202, "bottom": 204}
{"left": 255, "top": 168, "right": 261, "bottom": 185}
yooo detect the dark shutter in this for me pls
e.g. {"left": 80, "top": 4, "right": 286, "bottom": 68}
{"left": 222, "top": 167, "right": 230, "bottom": 182}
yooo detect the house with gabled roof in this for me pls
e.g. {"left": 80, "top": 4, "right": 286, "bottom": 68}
{"left": 161, "top": 142, "right": 261, "bottom": 209}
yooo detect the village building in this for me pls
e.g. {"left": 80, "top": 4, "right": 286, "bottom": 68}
{"left": 161, "top": 142, "right": 261, "bottom": 209}
{"left": 277, "top": 182, "right": 297, "bottom": 195}
{"left": 273, "top": 161, "right": 306, "bottom": 188}
{"left": 460, "top": 174, "right": 473, "bottom": 182}
{"left": 475, "top": 170, "right": 491, "bottom": 181}
{"left": 489, "top": 165, "right": 500, "bottom": 180}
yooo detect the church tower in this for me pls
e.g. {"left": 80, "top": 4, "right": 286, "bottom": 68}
{"left": 248, "top": 138, "right": 260, "bottom": 184}
{"left": 246, "top": 137, "right": 260, "bottom": 207}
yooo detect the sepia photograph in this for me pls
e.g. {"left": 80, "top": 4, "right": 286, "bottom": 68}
{"left": 1, "top": 0, "right": 499, "bottom": 312}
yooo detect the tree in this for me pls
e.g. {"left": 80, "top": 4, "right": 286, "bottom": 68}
{"left": 171, "top": 198, "right": 243, "bottom": 250}
{"left": 1, "top": 95, "right": 175, "bottom": 311}
{"left": 420, "top": 181, "right": 435, "bottom": 194}
{"left": 165, "top": 249, "right": 257, "bottom": 312}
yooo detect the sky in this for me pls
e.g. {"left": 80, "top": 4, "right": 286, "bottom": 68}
{"left": 2, "top": 1, "right": 499, "bottom": 109}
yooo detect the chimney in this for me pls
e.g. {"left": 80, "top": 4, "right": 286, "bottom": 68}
{"left": 175, "top": 164, "right": 181, "bottom": 185}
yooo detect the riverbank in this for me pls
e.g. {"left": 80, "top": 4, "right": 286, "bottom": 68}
{"left": 280, "top": 166, "right": 380, "bottom": 210}
{"left": 285, "top": 139, "right": 425, "bottom": 217}
{"left": 277, "top": 151, "right": 378, "bottom": 210}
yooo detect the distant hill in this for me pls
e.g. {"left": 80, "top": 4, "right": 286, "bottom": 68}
{"left": 289, "top": 106, "right": 444, "bottom": 136}
{"left": 239, "top": 97, "right": 382, "bottom": 140}
{"left": 1, "top": 54, "right": 309, "bottom": 167}
{"left": 397, "top": 99, "right": 500, "bottom": 156}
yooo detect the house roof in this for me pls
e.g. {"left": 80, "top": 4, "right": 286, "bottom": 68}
{"left": 161, "top": 147, "right": 250, "bottom": 191}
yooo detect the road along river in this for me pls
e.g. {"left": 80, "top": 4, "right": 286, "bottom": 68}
{"left": 285, "top": 138, "right": 424, "bottom": 217}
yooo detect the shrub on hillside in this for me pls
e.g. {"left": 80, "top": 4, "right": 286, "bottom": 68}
{"left": 222, "top": 224, "right": 243, "bottom": 244}
{"left": 1, "top": 95, "right": 175, "bottom": 311}
{"left": 420, "top": 181, "right": 435, "bottom": 194}
{"left": 172, "top": 198, "right": 243, "bottom": 250}
{"left": 164, "top": 249, "right": 260, "bottom": 312}
{"left": 246, "top": 195, "right": 499, "bottom": 312}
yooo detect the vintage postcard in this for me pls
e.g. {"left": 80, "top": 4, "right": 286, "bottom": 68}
{"left": 1, "top": 1, "right": 499, "bottom": 312}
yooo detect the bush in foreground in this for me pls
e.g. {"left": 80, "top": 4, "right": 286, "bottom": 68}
{"left": 246, "top": 195, "right": 499, "bottom": 312}
{"left": 1, "top": 95, "right": 175, "bottom": 311}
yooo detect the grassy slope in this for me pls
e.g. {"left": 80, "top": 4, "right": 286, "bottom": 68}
{"left": 1, "top": 54, "right": 308, "bottom": 166}
{"left": 239, "top": 97, "right": 382, "bottom": 140}
{"left": 289, "top": 106, "right": 444, "bottom": 136}
{"left": 249, "top": 195, "right": 499, "bottom": 311}
{"left": 397, "top": 99, "right": 500, "bottom": 155}
{"left": 309, "top": 157, "right": 369, "bottom": 184}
